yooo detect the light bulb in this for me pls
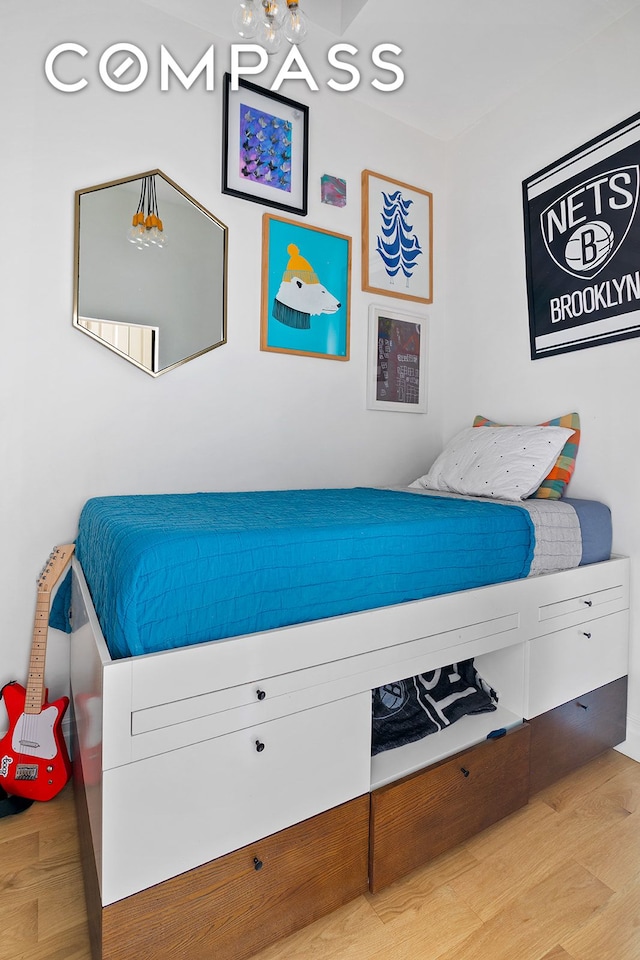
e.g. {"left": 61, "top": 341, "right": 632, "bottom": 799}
{"left": 127, "top": 212, "right": 144, "bottom": 244}
{"left": 232, "top": 0, "right": 259, "bottom": 39}
{"left": 127, "top": 220, "right": 146, "bottom": 246}
{"left": 257, "top": 13, "right": 283, "bottom": 55}
{"left": 148, "top": 222, "right": 166, "bottom": 248}
{"left": 261, "top": 0, "right": 285, "bottom": 24}
{"left": 283, "top": 2, "right": 307, "bottom": 43}
{"left": 153, "top": 218, "right": 166, "bottom": 248}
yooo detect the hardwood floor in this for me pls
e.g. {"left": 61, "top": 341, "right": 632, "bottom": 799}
{"left": 3, "top": 749, "right": 640, "bottom": 960}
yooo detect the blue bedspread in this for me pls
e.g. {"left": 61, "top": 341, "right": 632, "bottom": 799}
{"left": 74, "top": 488, "right": 535, "bottom": 659}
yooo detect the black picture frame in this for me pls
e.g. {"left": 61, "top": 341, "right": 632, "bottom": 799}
{"left": 222, "top": 73, "right": 309, "bottom": 216}
{"left": 523, "top": 110, "right": 640, "bottom": 360}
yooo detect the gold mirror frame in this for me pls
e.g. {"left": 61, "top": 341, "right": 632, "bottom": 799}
{"left": 73, "top": 170, "right": 228, "bottom": 377}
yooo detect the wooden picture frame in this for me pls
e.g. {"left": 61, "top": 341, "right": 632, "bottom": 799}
{"left": 367, "top": 305, "right": 428, "bottom": 412}
{"left": 222, "top": 73, "right": 309, "bottom": 216}
{"left": 261, "top": 214, "right": 351, "bottom": 360}
{"left": 362, "top": 170, "right": 433, "bottom": 304}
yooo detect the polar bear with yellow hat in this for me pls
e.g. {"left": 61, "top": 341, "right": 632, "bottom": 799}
{"left": 272, "top": 244, "right": 341, "bottom": 329}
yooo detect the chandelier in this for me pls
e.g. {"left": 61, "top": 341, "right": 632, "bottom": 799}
{"left": 233, "top": 0, "right": 308, "bottom": 55}
{"left": 127, "top": 175, "right": 166, "bottom": 250}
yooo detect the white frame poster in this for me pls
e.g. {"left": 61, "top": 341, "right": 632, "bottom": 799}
{"left": 367, "top": 305, "right": 428, "bottom": 413}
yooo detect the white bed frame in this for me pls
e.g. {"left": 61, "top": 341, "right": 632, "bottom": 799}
{"left": 70, "top": 554, "right": 630, "bottom": 960}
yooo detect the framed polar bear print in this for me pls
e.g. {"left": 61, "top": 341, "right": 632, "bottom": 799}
{"left": 261, "top": 214, "right": 351, "bottom": 360}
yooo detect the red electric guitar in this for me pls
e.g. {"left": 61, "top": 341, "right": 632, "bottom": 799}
{"left": 0, "top": 544, "right": 75, "bottom": 802}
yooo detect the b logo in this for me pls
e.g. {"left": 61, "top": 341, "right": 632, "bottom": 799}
{"left": 376, "top": 681, "right": 407, "bottom": 715}
{"left": 540, "top": 166, "right": 639, "bottom": 280}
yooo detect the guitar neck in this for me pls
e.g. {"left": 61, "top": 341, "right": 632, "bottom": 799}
{"left": 24, "top": 589, "right": 51, "bottom": 714}
{"left": 23, "top": 543, "right": 75, "bottom": 715}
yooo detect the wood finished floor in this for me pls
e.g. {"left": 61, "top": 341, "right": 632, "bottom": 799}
{"left": 3, "top": 749, "right": 640, "bottom": 960}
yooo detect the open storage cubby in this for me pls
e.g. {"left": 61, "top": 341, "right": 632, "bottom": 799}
{"left": 370, "top": 644, "right": 527, "bottom": 790}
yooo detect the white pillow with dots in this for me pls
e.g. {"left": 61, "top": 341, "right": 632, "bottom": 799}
{"left": 411, "top": 425, "right": 574, "bottom": 501}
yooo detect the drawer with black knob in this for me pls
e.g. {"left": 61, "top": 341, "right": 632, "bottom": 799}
{"left": 368, "top": 722, "right": 530, "bottom": 893}
{"left": 526, "top": 609, "right": 628, "bottom": 717}
{"left": 101, "top": 794, "right": 370, "bottom": 960}
{"left": 528, "top": 676, "right": 628, "bottom": 794}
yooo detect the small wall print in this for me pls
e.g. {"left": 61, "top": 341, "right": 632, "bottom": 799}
{"left": 321, "top": 175, "right": 347, "bottom": 207}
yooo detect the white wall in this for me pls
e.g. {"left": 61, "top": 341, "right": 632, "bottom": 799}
{"left": 0, "top": 1, "right": 447, "bottom": 701}
{"left": 7, "top": 0, "right": 635, "bottom": 755}
{"left": 444, "top": 8, "right": 640, "bottom": 757}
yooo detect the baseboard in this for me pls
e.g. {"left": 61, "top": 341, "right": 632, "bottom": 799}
{"left": 615, "top": 713, "right": 640, "bottom": 763}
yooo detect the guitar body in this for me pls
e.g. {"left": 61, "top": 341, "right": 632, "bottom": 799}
{"left": 0, "top": 682, "right": 72, "bottom": 801}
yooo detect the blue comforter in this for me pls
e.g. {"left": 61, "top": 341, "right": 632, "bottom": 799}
{"left": 74, "top": 487, "right": 535, "bottom": 659}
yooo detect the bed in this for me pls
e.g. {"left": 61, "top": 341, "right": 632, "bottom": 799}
{"left": 67, "top": 422, "right": 630, "bottom": 960}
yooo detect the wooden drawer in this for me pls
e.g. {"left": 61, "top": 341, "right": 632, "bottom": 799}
{"left": 529, "top": 676, "right": 628, "bottom": 794}
{"left": 369, "top": 722, "right": 530, "bottom": 893}
{"left": 526, "top": 610, "right": 628, "bottom": 718}
{"left": 100, "top": 794, "right": 370, "bottom": 960}
{"left": 101, "top": 692, "right": 371, "bottom": 904}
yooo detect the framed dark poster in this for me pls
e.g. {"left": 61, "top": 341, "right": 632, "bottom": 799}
{"left": 523, "top": 111, "right": 640, "bottom": 359}
{"left": 366, "top": 305, "right": 427, "bottom": 412}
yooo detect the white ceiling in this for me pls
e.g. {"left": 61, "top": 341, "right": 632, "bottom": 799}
{"left": 140, "top": 0, "right": 640, "bottom": 139}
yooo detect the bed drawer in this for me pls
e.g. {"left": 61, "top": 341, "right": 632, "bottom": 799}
{"left": 368, "top": 722, "right": 530, "bottom": 893}
{"left": 530, "top": 558, "right": 629, "bottom": 639}
{"left": 525, "top": 609, "right": 629, "bottom": 718}
{"left": 529, "top": 677, "right": 628, "bottom": 794}
{"left": 538, "top": 584, "right": 625, "bottom": 623}
{"left": 100, "top": 794, "right": 370, "bottom": 960}
{"left": 101, "top": 692, "right": 371, "bottom": 905}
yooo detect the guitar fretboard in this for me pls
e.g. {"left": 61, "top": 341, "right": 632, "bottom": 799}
{"left": 23, "top": 544, "right": 75, "bottom": 716}
{"left": 24, "top": 592, "right": 49, "bottom": 715}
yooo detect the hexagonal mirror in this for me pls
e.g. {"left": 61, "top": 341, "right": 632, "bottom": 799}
{"left": 73, "top": 170, "right": 227, "bottom": 376}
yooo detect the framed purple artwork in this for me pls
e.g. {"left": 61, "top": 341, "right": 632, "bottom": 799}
{"left": 222, "top": 74, "right": 309, "bottom": 216}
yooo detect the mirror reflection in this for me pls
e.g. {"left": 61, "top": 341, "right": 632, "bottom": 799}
{"left": 74, "top": 170, "right": 228, "bottom": 376}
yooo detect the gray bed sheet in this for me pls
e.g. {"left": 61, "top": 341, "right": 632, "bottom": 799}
{"left": 399, "top": 487, "right": 611, "bottom": 576}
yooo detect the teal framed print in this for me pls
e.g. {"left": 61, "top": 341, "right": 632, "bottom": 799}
{"left": 261, "top": 214, "right": 351, "bottom": 360}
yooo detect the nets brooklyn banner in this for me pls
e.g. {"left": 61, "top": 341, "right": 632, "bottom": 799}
{"left": 523, "top": 111, "right": 640, "bottom": 360}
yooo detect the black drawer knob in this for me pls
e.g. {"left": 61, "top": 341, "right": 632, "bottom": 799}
{"left": 576, "top": 701, "right": 589, "bottom": 710}
{"left": 583, "top": 632, "right": 592, "bottom": 639}
{"left": 255, "top": 740, "right": 265, "bottom": 752}
{"left": 253, "top": 856, "right": 263, "bottom": 871}
{"left": 256, "top": 689, "right": 266, "bottom": 701}
{"left": 583, "top": 599, "right": 593, "bottom": 607}
{"left": 461, "top": 767, "right": 470, "bottom": 778}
